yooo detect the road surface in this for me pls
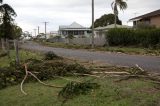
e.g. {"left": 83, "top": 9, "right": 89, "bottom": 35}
{"left": 21, "top": 42, "right": 160, "bottom": 72}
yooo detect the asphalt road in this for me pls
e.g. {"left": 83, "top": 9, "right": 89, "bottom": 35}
{"left": 21, "top": 42, "right": 160, "bottom": 72}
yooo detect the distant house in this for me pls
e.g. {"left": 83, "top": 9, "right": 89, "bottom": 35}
{"left": 129, "top": 9, "right": 160, "bottom": 28}
{"left": 95, "top": 24, "right": 132, "bottom": 38}
{"left": 58, "top": 22, "right": 91, "bottom": 37}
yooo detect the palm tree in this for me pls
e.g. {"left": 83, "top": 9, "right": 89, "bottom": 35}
{"left": 111, "top": 0, "right": 127, "bottom": 28}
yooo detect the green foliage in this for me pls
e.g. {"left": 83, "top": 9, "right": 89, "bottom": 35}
{"left": 107, "top": 28, "right": 160, "bottom": 48}
{"left": 0, "top": 56, "right": 91, "bottom": 90}
{"left": 27, "top": 60, "right": 90, "bottom": 80}
{"left": 93, "top": 14, "right": 122, "bottom": 28}
{"left": 12, "top": 25, "right": 22, "bottom": 39}
{"left": 136, "top": 23, "right": 156, "bottom": 29}
{"left": 67, "top": 35, "right": 74, "bottom": 39}
{"left": 0, "top": 67, "right": 24, "bottom": 89}
{"left": 58, "top": 81, "right": 100, "bottom": 100}
{"left": 0, "top": 3, "right": 17, "bottom": 39}
{"left": 44, "top": 51, "right": 60, "bottom": 60}
{"left": 0, "top": 52, "right": 7, "bottom": 58}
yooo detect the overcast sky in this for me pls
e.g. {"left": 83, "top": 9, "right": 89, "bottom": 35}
{"left": 3, "top": 0, "right": 160, "bottom": 33}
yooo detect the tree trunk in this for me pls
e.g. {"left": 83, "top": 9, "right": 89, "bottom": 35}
{"left": 114, "top": 14, "right": 117, "bottom": 28}
{"left": 14, "top": 39, "right": 20, "bottom": 65}
{"left": 6, "top": 39, "right": 10, "bottom": 58}
{"left": 1, "top": 38, "right": 6, "bottom": 52}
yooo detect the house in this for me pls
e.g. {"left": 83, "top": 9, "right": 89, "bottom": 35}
{"left": 58, "top": 22, "right": 91, "bottom": 37}
{"left": 129, "top": 9, "right": 160, "bottom": 28}
{"left": 95, "top": 24, "right": 132, "bottom": 38}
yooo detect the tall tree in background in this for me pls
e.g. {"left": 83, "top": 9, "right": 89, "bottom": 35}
{"left": 94, "top": 14, "right": 122, "bottom": 28}
{"left": 0, "top": 0, "right": 17, "bottom": 52}
{"left": 111, "top": 0, "right": 127, "bottom": 27}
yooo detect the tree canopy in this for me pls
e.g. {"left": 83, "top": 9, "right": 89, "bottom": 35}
{"left": 93, "top": 14, "right": 122, "bottom": 28}
{"left": 0, "top": 1, "right": 18, "bottom": 39}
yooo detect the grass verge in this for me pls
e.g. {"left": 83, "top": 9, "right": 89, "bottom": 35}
{"left": 38, "top": 41, "right": 160, "bottom": 56}
{"left": 0, "top": 77, "right": 160, "bottom": 106}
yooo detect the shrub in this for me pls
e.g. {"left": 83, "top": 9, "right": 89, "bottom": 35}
{"left": 0, "top": 52, "right": 7, "bottom": 58}
{"left": 107, "top": 28, "right": 160, "bottom": 48}
{"left": 0, "top": 68, "right": 24, "bottom": 89}
{"left": 44, "top": 51, "right": 60, "bottom": 60}
{"left": 58, "top": 81, "right": 100, "bottom": 100}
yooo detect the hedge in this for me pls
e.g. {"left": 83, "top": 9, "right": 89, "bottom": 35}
{"left": 106, "top": 28, "right": 160, "bottom": 48}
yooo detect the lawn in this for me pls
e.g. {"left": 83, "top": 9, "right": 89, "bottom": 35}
{"left": 0, "top": 77, "right": 160, "bottom": 106}
{"left": 0, "top": 49, "right": 160, "bottom": 106}
{"left": 37, "top": 41, "right": 160, "bottom": 56}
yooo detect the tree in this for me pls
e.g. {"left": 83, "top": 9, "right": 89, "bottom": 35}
{"left": 0, "top": 3, "right": 17, "bottom": 39}
{"left": 93, "top": 14, "right": 122, "bottom": 28}
{"left": 0, "top": 1, "right": 17, "bottom": 52}
{"left": 111, "top": 0, "right": 127, "bottom": 27}
{"left": 0, "top": 2, "right": 17, "bottom": 58}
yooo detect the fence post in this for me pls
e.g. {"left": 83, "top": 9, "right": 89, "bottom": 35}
{"left": 6, "top": 39, "right": 10, "bottom": 58}
{"left": 1, "top": 38, "right": 6, "bottom": 52}
{"left": 14, "top": 39, "right": 20, "bottom": 65}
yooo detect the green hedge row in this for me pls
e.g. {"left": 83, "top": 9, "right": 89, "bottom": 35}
{"left": 106, "top": 28, "right": 160, "bottom": 48}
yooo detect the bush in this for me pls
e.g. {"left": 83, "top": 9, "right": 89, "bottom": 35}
{"left": 0, "top": 52, "right": 7, "bottom": 58}
{"left": 0, "top": 68, "right": 24, "bottom": 89}
{"left": 44, "top": 51, "right": 60, "bottom": 60}
{"left": 107, "top": 28, "right": 160, "bottom": 48}
{"left": 58, "top": 81, "right": 100, "bottom": 100}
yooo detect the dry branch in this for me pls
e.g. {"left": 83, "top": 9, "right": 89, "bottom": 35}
{"left": 20, "top": 64, "right": 63, "bottom": 95}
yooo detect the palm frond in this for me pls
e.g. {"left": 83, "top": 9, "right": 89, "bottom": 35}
{"left": 118, "top": 1, "right": 127, "bottom": 10}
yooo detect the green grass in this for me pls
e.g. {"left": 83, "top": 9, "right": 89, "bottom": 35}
{"left": 38, "top": 41, "right": 160, "bottom": 56}
{"left": 0, "top": 77, "right": 160, "bottom": 106}
{"left": 0, "top": 50, "right": 42, "bottom": 67}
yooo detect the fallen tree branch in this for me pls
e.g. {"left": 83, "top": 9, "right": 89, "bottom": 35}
{"left": 20, "top": 64, "right": 63, "bottom": 95}
{"left": 20, "top": 64, "right": 28, "bottom": 95}
{"left": 92, "top": 71, "right": 130, "bottom": 75}
{"left": 54, "top": 76, "right": 82, "bottom": 83}
{"left": 73, "top": 73, "right": 100, "bottom": 78}
{"left": 28, "top": 71, "right": 63, "bottom": 88}
{"left": 135, "top": 64, "right": 145, "bottom": 72}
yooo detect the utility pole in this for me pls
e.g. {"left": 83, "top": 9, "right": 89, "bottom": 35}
{"left": 37, "top": 26, "right": 40, "bottom": 35}
{"left": 43, "top": 22, "right": 49, "bottom": 39}
{"left": 91, "top": 0, "right": 95, "bottom": 48}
